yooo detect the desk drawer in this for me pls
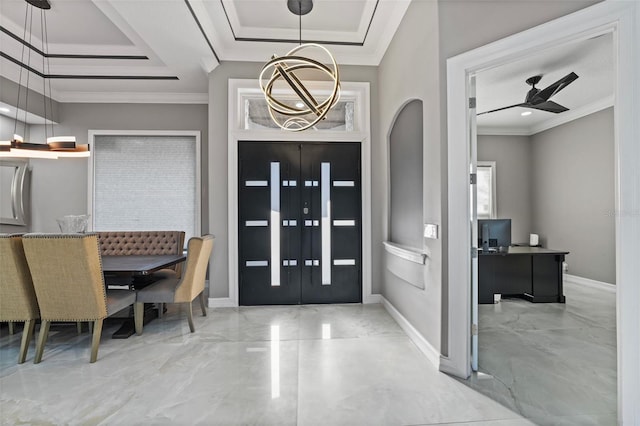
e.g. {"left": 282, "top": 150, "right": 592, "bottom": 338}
{"left": 479, "top": 255, "right": 531, "bottom": 303}
{"left": 532, "top": 255, "right": 563, "bottom": 298}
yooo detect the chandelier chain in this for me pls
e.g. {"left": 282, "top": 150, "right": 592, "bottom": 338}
{"left": 14, "top": 5, "right": 30, "bottom": 137}
{"left": 23, "top": 7, "right": 34, "bottom": 134}
{"left": 4, "top": 0, "right": 87, "bottom": 158}
{"left": 41, "top": 9, "right": 48, "bottom": 140}
{"left": 44, "top": 10, "right": 55, "bottom": 138}
{"left": 299, "top": 2, "right": 302, "bottom": 46}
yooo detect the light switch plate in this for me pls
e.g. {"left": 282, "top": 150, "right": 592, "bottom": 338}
{"left": 424, "top": 223, "right": 439, "bottom": 239}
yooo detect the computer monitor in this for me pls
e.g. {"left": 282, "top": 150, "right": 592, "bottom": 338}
{"left": 478, "top": 219, "right": 511, "bottom": 250}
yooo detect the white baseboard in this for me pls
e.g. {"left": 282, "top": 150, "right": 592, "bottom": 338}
{"left": 381, "top": 296, "right": 440, "bottom": 368}
{"left": 364, "top": 294, "right": 383, "bottom": 304}
{"left": 208, "top": 297, "right": 237, "bottom": 308}
{"left": 564, "top": 274, "right": 616, "bottom": 293}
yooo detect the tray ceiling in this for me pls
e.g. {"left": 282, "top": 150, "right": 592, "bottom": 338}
{"left": 0, "top": 0, "right": 410, "bottom": 105}
{"left": 0, "top": 1, "right": 613, "bottom": 134}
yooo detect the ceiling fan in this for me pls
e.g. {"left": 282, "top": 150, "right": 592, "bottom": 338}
{"left": 477, "top": 72, "right": 579, "bottom": 115}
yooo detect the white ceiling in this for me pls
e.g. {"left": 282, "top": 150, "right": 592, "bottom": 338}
{"left": 0, "top": 0, "right": 410, "bottom": 107}
{"left": 476, "top": 32, "right": 614, "bottom": 135}
{"left": 0, "top": 0, "right": 614, "bottom": 133}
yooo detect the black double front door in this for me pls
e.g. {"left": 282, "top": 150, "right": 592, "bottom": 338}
{"left": 238, "top": 141, "right": 362, "bottom": 305}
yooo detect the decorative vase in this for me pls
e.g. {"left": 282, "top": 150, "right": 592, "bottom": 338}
{"left": 56, "top": 215, "right": 89, "bottom": 233}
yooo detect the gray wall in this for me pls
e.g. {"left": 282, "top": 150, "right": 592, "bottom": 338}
{"left": 379, "top": 0, "right": 442, "bottom": 351}
{"left": 1, "top": 111, "right": 23, "bottom": 140}
{"left": 478, "top": 135, "right": 532, "bottom": 243}
{"left": 531, "top": 108, "right": 615, "bottom": 283}
{"left": 0, "top": 114, "right": 30, "bottom": 233}
{"left": 377, "top": 0, "right": 599, "bottom": 357}
{"left": 390, "top": 100, "right": 424, "bottom": 248}
{"left": 0, "top": 76, "right": 60, "bottom": 124}
{"left": 207, "top": 61, "right": 380, "bottom": 299}
{"left": 26, "top": 103, "right": 208, "bottom": 233}
{"left": 0, "top": 0, "right": 605, "bottom": 358}
{"left": 435, "top": 0, "right": 600, "bottom": 354}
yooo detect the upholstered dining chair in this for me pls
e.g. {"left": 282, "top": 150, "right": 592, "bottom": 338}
{"left": 134, "top": 235, "right": 214, "bottom": 335}
{"left": 22, "top": 233, "right": 139, "bottom": 363}
{"left": 0, "top": 234, "right": 39, "bottom": 364}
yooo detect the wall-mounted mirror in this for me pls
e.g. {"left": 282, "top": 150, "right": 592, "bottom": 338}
{"left": 0, "top": 159, "right": 31, "bottom": 226}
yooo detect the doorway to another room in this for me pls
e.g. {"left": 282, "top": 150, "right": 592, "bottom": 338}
{"left": 445, "top": 2, "right": 640, "bottom": 423}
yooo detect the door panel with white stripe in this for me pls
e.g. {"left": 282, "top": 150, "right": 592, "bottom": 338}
{"left": 238, "top": 141, "right": 361, "bottom": 305}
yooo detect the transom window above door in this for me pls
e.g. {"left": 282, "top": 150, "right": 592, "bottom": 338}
{"left": 244, "top": 98, "right": 355, "bottom": 131}
{"left": 230, "top": 80, "right": 369, "bottom": 134}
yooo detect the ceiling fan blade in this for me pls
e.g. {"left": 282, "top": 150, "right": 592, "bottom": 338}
{"left": 477, "top": 103, "right": 525, "bottom": 116}
{"left": 531, "top": 72, "right": 578, "bottom": 103}
{"left": 527, "top": 100, "right": 569, "bottom": 113}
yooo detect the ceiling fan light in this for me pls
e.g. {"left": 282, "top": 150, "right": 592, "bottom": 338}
{"left": 13, "top": 134, "right": 24, "bottom": 143}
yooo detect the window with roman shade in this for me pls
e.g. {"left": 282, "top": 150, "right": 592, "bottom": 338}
{"left": 91, "top": 134, "right": 200, "bottom": 245}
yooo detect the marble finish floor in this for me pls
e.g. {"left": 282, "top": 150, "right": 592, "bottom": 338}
{"left": 466, "top": 281, "right": 617, "bottom": 426}
{"left": 0, "top": 303, "right": 533, "bottom": 425}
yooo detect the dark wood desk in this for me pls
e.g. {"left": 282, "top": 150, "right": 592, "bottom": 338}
{"left": 101, "top": 254, "right": 186, "bottom": 338}
{"left": 478, "top": 246, "right": 569, "bottom": 304}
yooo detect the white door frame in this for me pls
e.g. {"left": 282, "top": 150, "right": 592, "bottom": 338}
{"left": 222, "top": 79, "right": 374, "bottom": 307}
{"left": 444, "top": 2, "right": 639, "bottom": 424}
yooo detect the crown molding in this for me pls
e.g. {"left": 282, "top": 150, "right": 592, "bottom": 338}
{"left": 1, "top": 13, "right": 145, "bottom": 58}
{"left": 529, "top": 95, "right": 614, "bottom": 135}
{"left": 477, "top": 127, "right": 530, "bottom": 136}
{"left": 220, "top": 0, "right": 378, "bottom": 44}
{"left": 191, "top": 0, "right": 409, "bottom": 67}
{"left": 56, "top": 91, "right": 208, "bottom": 104}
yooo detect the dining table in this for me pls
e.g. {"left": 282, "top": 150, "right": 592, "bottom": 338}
{"left": 101, "top": 253, "right": 187, "bottom": 338}
{"left": 102, "top": 254, "right": 187, "bottom": 276}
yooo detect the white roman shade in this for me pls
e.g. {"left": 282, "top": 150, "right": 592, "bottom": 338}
{"left": 93, "top": 135, "right": 198, "bottom": 244}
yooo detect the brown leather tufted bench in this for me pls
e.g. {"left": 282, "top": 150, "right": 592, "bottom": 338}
{"left": 97, "top": 231, "right": 186, "bottom": 279}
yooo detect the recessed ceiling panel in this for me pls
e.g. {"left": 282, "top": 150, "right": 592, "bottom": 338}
{"left": 1, "top": 0, "right": 133, "bottom": 47}
{"left": 232, "top": 0, "right": 366, "bottom": 33}
{"left": 221, "top": 0, "right": 376, "bottom": 43}
{"left": 0, "top": 0, "right": 411, "bottom": 102}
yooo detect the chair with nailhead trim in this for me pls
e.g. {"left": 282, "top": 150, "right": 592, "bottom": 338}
{"left": 22, "top": 233, "right": 139, "bottom": 363}
{"left": 134, "top": 235, "right": 213, "bottom": 335}
{"left": 0, "top": 234, "right": 39, "bottom": 363}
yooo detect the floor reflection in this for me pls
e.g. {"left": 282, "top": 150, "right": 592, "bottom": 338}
{"left": 271, "top": 324, "right": 280, "bottom": 399}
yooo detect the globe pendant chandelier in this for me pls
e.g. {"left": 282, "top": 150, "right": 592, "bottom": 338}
{"left": 259, "top": 0, "right": 340, "bottom": 132}
{"left": 0, "top": 0, "right": 89, "bottom": 159}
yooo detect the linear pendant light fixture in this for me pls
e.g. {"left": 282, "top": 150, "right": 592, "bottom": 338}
{"left": 259, "top": 0, "right": 340, "bottom": 131}
{"left": 0, "top": 0, "right": 89, "bottom": 159}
